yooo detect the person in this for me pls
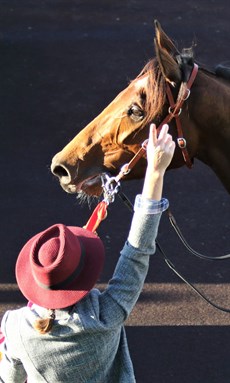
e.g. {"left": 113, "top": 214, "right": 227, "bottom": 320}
{"left": 0, "top": 123, "right": 175, "bottom": 383}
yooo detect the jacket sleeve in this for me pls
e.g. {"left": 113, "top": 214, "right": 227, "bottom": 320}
{"left": 96, "top": 196, "right": 169, "bottom": 326}
{"left": 0, "top": 312, "right": 27, "bottom": 383}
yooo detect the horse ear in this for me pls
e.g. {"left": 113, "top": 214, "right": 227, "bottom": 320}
{"left": 154, "top": 20, "right": 181, "bottom": 85}
{"left": 154, "top": 20, "right": 179, "bottom": 56}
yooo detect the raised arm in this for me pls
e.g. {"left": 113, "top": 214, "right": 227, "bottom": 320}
{"left": 96, "top": 124, "right": 175, "bottom": 326}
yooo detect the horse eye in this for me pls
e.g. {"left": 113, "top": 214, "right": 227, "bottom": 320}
{"left": 128, "top": 105, "right": 144, "bottom": 122}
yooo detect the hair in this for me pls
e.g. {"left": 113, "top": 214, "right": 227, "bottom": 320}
{"left": 135, "top": 58, "right": 167, "bottom": 125}
{"left": 33, "top": 309, "right": 56, "bottom": 334}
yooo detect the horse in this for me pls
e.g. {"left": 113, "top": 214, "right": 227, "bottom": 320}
{"left": 51, "top": 20, "right": 230, "bottom": 199}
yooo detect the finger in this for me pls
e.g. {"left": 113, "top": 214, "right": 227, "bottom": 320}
{"left": 165, "top": 133, "right": 174, "bottom": 145}
{"left": 158, "top": 124, "right": 169, "bottom": 142}
{"left": 168, "top": 140, "right": 176, "bottom": 155}
{"left": 149, "top": 123, "right": 157, "bottom": 146}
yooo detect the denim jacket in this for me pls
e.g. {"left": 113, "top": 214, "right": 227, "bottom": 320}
{"left": 0, "top": 196, "right": 168, "bottom": 383}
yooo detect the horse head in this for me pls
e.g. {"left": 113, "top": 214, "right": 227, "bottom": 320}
{"left": 51, "top": 20, "right": 230, "bottom": 197}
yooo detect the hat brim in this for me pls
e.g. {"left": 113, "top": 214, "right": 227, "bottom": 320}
{"left": 16, "top": 226, "right": 105, "bottom": 309}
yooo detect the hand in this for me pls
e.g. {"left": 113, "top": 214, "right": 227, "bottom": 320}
{"left": 146, "top": 123, "right": 175, "bottom": 175}
{"left": 142, "top": 123, "right": 175, "bottom": 200}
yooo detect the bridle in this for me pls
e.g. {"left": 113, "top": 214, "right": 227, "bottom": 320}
{"left": 112, "top": 63, "right": 198, "bottom": 183}
{"left": 164, "top": 63, "right": 199, "bottom": 169}
{"left": 85, "top": 63, "right": 230, "bottom": 313}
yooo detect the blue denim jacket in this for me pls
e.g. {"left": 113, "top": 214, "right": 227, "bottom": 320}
{"left": 0, "top": 196, "right": 168, "bottom": 383}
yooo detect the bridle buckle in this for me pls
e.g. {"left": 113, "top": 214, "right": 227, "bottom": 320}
{"left": 177, "top": 137, "right": 187, "bottom": 149}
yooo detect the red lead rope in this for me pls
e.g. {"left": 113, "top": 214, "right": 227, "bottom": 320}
{"left": 83, "top": 201, "right": 108, "bottom": 233}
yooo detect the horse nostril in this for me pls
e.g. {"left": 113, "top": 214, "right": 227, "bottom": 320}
{"left": 52, "top": 165, "right": 69, "bottom": 178}
{"left": 51, "top": 154, "right": 74, "bottom": 184}
{"left": 51, "top": 160, "right": 73, "bottom": 184}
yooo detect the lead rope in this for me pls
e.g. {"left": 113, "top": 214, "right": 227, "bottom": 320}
{"left": 83, "top": 201, "right": 109, "bottom": 233}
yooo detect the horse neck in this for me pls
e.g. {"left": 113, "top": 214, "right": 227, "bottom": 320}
{"left": 190, "top": 69, "right": 230, "bottom": 192}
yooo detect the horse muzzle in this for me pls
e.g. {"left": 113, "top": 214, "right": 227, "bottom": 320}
{"left": 51, "top": 154, "right": 103, "bottom": 196}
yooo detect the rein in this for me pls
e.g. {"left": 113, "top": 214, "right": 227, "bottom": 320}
{"left": 168, "top": 210, "right": 230, "bottom": 261}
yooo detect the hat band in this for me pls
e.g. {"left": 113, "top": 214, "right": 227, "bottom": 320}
{"left": 33, "top": 241, "right": 85, "bottom": 291}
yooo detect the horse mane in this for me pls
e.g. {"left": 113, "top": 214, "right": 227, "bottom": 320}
{"left": 134, "top": 58, "right": 167, "bottom": 125}
{"left": 130, "top": 47, "right": 229, "bottom": 129}
{"left": 132, "top": 48, "right": 196, "bottom": 126}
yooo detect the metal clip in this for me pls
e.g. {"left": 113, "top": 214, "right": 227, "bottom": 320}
{"left": 101, "top": 173, "right": 120, "bottom": 204}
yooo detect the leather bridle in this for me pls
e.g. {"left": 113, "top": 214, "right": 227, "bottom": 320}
{"left": 114, "top": 63, "right": 199, "bottom": 182}
{"left": 163, "top": 63, "right": 199, "bottom": 168}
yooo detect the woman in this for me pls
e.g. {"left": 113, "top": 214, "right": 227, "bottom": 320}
{"left": 0, "top": 124, "right": 175, "bottom": 382}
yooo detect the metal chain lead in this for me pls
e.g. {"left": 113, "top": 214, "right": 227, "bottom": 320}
{"left": 101, "top": 173, "right": 121, "bottom": 204}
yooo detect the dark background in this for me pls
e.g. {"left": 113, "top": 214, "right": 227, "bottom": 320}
{"left": 0, "top": 1, "right": 230, "bottom": 382}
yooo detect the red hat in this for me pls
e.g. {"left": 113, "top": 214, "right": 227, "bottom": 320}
{"left": 16, "top": 224, "right": 105, "bottom": 309}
